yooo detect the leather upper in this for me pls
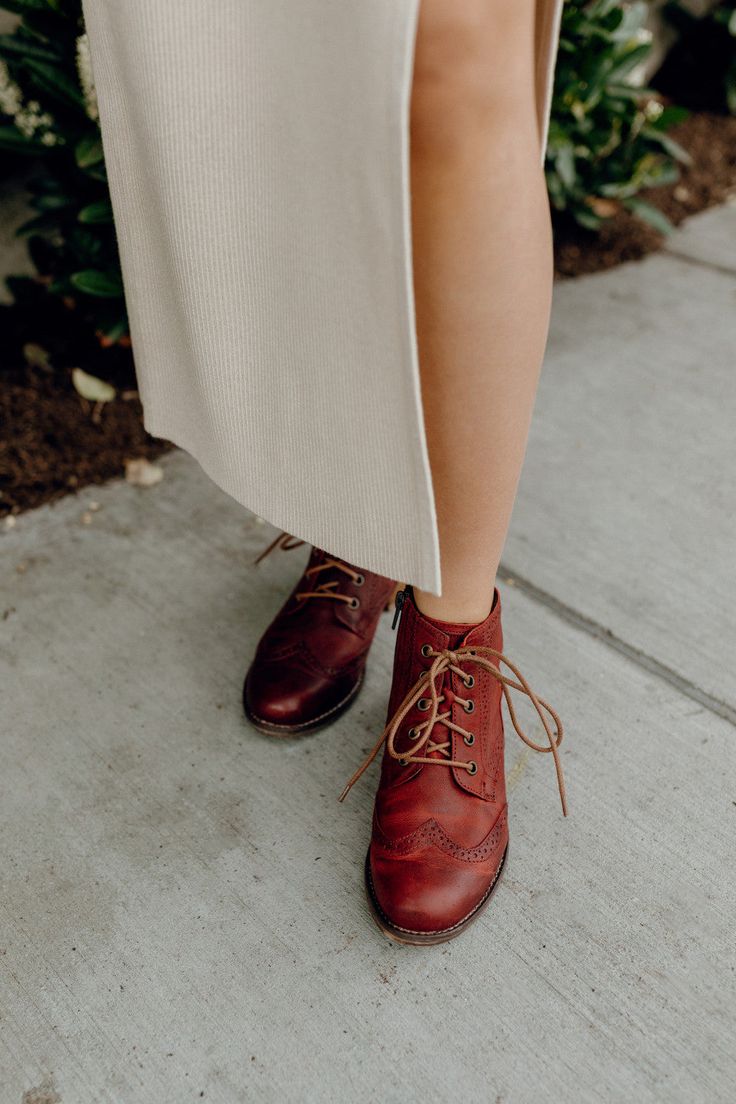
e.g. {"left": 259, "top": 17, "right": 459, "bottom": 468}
{"left": 368, "top": 587, "right": 509, "bottom": 935}
{"left": 245, "top": 546, "right": 396, "bottom": 730}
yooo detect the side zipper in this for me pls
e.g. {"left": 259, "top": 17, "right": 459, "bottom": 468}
{"left": 391, "top": 586, "right": 409, "bottom": 630}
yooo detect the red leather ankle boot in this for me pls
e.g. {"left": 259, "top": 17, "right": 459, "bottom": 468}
{"left": 244, "top": 535, "right": 396, "bottom": 736}
{"left": 341, "top": 585, "right": 566, "bottom": 944}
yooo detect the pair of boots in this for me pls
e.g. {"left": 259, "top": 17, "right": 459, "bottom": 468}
{"left": 244, "top": 536, "right": 566, "bottom": 945}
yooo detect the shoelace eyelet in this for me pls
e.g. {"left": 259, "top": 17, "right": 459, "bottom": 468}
{"left": 417, "top": 698, "right": 431, "bottom": 711}
{"left": 408, "top": 727, "right": 420, "bottom": 740}
{"left": 354, "top": 574, "right": 365, "bottom": 587}
{"left": 348, "top": 597, "right": 360, "bottom": 610}
{"left": 398, "top": 758, "right": 409, "bottom": 767}
{"left": 420, "top": 643, "right": 433, "bottom": 657}
{"left": 338, "top": 644, "right": 566, "bottom": 816}
{"left": 464, "top": 674, "right": 475, "bottom": 688}
{"left": 464, "top": 699, "right": 475, "bottom": 714}
{"left": 463, "top": 733, "right": 475, "bottom": 746}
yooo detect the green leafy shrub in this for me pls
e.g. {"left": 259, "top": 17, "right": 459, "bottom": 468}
{"left": 0, "top": 0, "right": 702, "bottom": 359}
{"left": 546, "top": 0, "right": 690, "bottom": 232}
{"left": 0, "top": 0, "right": 128, "bottom": 351}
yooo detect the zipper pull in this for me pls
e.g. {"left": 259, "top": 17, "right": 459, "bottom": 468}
{"left": 391, "top": 586, "right": 408, "bottom": 630}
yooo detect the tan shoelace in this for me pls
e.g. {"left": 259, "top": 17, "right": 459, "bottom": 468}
{"left": 339, "top": 644, "right": 567, "bottom": 816}
{"left": 253, "top": 530, "right": 306, "bottom": 564}
{"left": 254, "top": 530, "right": 363, "bottom": 607}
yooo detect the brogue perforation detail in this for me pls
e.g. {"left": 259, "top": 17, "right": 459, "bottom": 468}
{"left": 372, "top": 809, "right": 508, "bottom": 864}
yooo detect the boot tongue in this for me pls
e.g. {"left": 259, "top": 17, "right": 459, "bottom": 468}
{"left": 413, "top": 609, "right": 477, "bottom": 756}
{"left": 421, "top": 616, "right": 474, "bottom": 652}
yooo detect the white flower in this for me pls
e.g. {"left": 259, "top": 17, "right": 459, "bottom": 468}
{"left": 0, "top": 58, "right": 61, "bottom": 145}
{"left": 0, "top": 60, "right": 23, "bottom": 117}
{"left": 76, "top": 33, "right": 99, "bottom": 122}
{"left": 15, "top": 103, "right": 57, "bottom": 139}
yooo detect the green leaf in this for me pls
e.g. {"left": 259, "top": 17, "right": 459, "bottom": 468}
{"left": 75, "top": 134, "right": 104, "bottom": 169}
{"left": 16, "top": 210, "right": 63, "bottom": 235}
{"left": 598, "top": 181, "right": 631, "bottom": 199}
{"left": 640, "top": 126, "right": 692, "bottom": 165}
{"left": 591, "top": 0, "right": 622, "bottom": 20}
{"left": 609, "top": 3, "right": 649, "bottom": 42}
{"left": 101, "top": 318, "right": 129, "bottom": 344}
{"left": 574, "top": 208, "right": 604, "bottom": 231}
{"left": 0, "top": 125, "right": 39, "bottom": 153}
{"left": 0, "top": 32, "right": 62, "bottom": 61}
{"left": 0, "top": 0, "right": 51, "bottom": 14}
{"left": 623, "top": 198, "right": 673, "bottom": 235}
{"left": 18, "top": 11, "right": 72, "bottom": 42}
{"left": 607, "top": 43, "right": 652, "bottom": 83}
{"left": 642, "top": 162, "right": 679, "bottom": 190}
{"left": 653, "top": 106, "right": 690, "bottom": 130}
{"left": 605, "top": 82, "right": 650, "bottom": 101}
{"left": 32, "top": 192, "right": 74, "bottom": 212}
{"left": 555, "top": 144, "right": 577, "bottom": 188}
{"left": 78, "top": 200, "right": 113, "bottom": 224}
{"left": 23, "top": 57, "right": 85, "bottom": 108}
{"left": 29, "top": 176, "right": 68, "bottom": 195}
{"left": 70, "top": 269, "right": 124, "bottom": 298}
{"left": 83, "top": 162, "right": 108, "bottom": 183}
{"left": 67, "top": 226, "right": 104, "bottom": 261}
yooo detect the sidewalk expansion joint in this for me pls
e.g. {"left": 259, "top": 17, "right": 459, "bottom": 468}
{"left": 499, "top": 563, "right": 736, "bottom": 729}
{"left": 662, "top": 248, "right": 736, "bottom": 281}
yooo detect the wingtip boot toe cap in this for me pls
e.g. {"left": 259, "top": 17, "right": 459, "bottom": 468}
{"left": 244, "top": 660, "right": 358, "bottom": 730}
{"left": 368, "top": 847, "right": 499, "bottom": 938}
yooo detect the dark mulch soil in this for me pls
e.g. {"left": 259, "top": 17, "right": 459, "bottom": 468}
{"left": 554, "top": 111, "right": 736, "bottom": 278}
{"left": 0, "top": 363, "right": 169, "bottom": 516}
{"left": 2, "top": 111, "right": 734, "bottom": 518}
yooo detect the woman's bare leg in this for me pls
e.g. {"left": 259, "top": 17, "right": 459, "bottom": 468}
{"left": 411, "top": 0, "right": 553, "bottom": 622}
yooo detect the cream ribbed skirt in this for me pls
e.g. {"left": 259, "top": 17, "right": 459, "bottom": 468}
{"left": 80, "top": 0, "right": 563, "bottom": 595}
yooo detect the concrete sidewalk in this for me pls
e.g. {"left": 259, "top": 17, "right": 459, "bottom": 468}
{"left": 2, "top": 205, "right": 735, "bottom": 1103}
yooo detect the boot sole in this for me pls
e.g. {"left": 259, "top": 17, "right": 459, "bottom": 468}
{"left": 364, "top": 844, "right": 508, "bottom": 946}
{"left": 243, "top": 670, "right": 364, "bottom": 738}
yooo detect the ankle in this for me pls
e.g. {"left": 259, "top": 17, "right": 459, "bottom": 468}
{"left": 413, "top": 585, "right": 495, "bottom": 626}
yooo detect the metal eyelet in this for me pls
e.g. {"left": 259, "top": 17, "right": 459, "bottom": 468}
{"left": 464, "top": 675, "right": 475, "bottom": 689}
{"left": 408, "top": 727, "right": 420, "bottom": 740}
{"left": 466, "top": 761, "right": 478, "bottom": 775}
{"left": 354, "top": 574, "right": 365, "bottom": 587}
{"left": 463, "top": 733, "right": 475, "bottom": 746}
{"left": 464, "top": 699, "right": 475, "bottom": 714}
{"left": 420, "top": 643, "right": 433, "bottom": 657}
{"left": 348, "top": 597, "right": 360, "bottom": 609}
{"left": 398, "top": 758, "right": 408, "bottom": 767}
{"left": 417, "top": 698, "right": 431, "bottom": 711}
